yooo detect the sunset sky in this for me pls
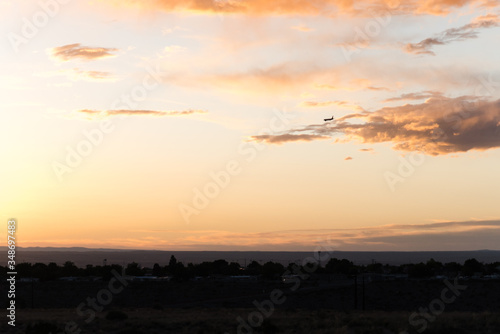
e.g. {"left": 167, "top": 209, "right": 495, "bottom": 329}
{"left": 1, "top": 0, "right": 500, "bottom": 251}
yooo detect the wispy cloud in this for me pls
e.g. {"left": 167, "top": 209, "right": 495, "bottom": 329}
{"left": 36, "top": 68, "right": 115, "bottom": 82}
{"left": 251, "top": 96, "right": 500, "bottom": 155}
{"left": 404, "top": 14, "right": 500, "bottom": 55}
{"left": 249, "top": 133, "right": 329, "bottom": 145}
{"left": 367, "top": 86, "right": 391, "bottom": 91}
{"left": 49, "top": 43, "right": 119, "bottom": 62}
{"left": 76, "top": 109, "right": 207, "bottom": 118}
{"left": 29, "top": 219, "right": 499, "bottom": 251}
{"left": 314, "top": 79, "right": 390, "bottom": 92}
{"left": 384, "top": 90, "right": 443, "bottom": 102}
{"left": 179, "top": 219, "right": 500, "bottom": 251}
{"left": 300, "top": 100, "right": 364, "bottom": 111}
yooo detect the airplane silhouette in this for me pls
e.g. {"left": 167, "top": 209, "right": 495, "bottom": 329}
{"left": 324, "top": 116, "right": 334, "bottom": 122}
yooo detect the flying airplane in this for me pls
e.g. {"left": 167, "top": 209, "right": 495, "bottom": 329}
{"left": 324, "top": 116, "right": 334, "bottom": 122}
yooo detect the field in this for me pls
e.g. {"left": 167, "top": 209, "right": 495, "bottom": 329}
{"left": 3, "top": 308, "right": 500, "bottom": 334}
{"left": 2, "top": 279, "right": 500, "bottom": 333}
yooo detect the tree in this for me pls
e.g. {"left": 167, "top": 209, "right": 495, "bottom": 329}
{"left": 325, "top": 258, "right": 355, "bottom": 275}
{"left": 262, "top": 261, "right": 284, "bottom": 279}
{"left": 426, "top": 258, "right": 443, "bottom": 276}
{"left": 213, "top": 259, "right": 229, "bottom": 275}
{"left": 126, "top": 262, "right": 143, "bottom": 276}
{"left": 246, "top": 261, "right": 262, "bottom": 275}
{"left": 408, "top": 262, "right": 432, "bottom": 278}
{"left": 444, "top": 261, "right": 462, "bottom": 275}
{"left": 62, "top": 261, "right": 78, "bottom": 277}
{"left": 462, "top": 258, "right": 483, "bottom": 277}
{"left": 168, "top": 255, "right": 177, "bottom": 271}
{"left": 152, "top": 263, "right": 163, "bottom": 276}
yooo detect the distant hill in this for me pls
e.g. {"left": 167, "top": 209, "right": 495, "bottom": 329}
{"left": 3, "top": 247, "right": 500, "bottom": 268}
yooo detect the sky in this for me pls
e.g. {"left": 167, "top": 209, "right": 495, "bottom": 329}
{"left": 1, "top": 0, "right": 500, "bottom": 252}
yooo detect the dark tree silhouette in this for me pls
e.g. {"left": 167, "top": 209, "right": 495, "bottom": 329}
{"left": 463, "top": 258, "right": 483, "bottom": 277}
{"left": 152, "top": 263, "right": 163, "bottom": 276}
{"left": 126, "top": 262, "right": 143, "bottom": 276}
{"left": 325, "top": 258, "right": 355, "bottom": 275}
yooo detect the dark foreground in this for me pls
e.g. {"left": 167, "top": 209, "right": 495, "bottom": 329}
{"left": 3, "top": 308, "right": 500, "bottom": 334}
{"left": 2, "top": 279, "right": 500, "bottom": 333}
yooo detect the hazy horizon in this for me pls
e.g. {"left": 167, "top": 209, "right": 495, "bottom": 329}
{"left": 8, "top": 247, "right": 500, "bottom": 267}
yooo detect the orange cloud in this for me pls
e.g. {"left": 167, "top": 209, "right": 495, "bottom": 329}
{"left": 75, "top": 69, "right": 113, "bottom": 81}
{"left": 95, "top": 0, "right": 498, "bottom": 16}
{"left": 253, "top": 96, "right": 500, "bottom": 155}
{"left": 49, "top": 43, "right": 119, "bottom": 62}
{"left": 24, "top": 219, "right": 500, "bottom": 251}
{"left": 249, "top": 133, "right": 330, "bottom": 144}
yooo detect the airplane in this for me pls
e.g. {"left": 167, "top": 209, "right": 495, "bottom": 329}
{"left": 324, "top": 116, "right": 334, "bottom": 122}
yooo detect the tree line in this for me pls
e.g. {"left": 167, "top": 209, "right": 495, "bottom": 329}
{"left": 1, "top": 256, "right": 499, "bottom": 282}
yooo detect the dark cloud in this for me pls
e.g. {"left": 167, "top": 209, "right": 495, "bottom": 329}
{"left": 404, "top": 14, "right": 500, "bottom": 55}
{"left": 252, "top": 96, "right": 500, "bottom": 155}
{"left": 50, "top": 43, "right": 119, "bottom": 62}
{"left": 345, "top": 156, "right": 353, "bottom": 160}
{"left": 361, "top": 220, "right": 500, "bottom": 250}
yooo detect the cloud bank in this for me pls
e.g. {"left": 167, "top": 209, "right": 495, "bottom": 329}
{"left": 251, "top": 96, "right": 500, "bottom": 155}
{"left": 30, "top": 219, "right": 500, "bottom": 251}
{"left": 97, "top": 0, "right": 498, "bottom": 16}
